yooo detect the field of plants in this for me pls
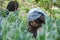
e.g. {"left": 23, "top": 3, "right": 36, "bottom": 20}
{"left": 0, "top": 0, "right": 60, "bottom": 40}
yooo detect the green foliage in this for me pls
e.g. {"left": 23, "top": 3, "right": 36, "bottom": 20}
{"left": 0, "top": 0, "right": 60, "bottom": 40}
{"left": 0, "top": 9, "right": 7, "bottom": 17}
{"left": 1, "top": 11, "right": 60, "bottom": 40}
{"left": 35, "top": 0, "right": 50, "bottom": 11}
{"left": 53, "top": 0, "right": 60, "bottom": 7}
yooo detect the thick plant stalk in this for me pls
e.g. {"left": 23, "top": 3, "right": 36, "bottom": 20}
{"left": 50, "top": 0, "right": 52, "bottom": 17}
{"left": 0, "top": 0, "right": 4, "bottom": 16}
{"left": 0, "top": 1, "right": 3, "bottom": 40}
{"left": 45, "top": 19, "right": 48, "bottom": 40}
{"left": 0, "top": 0, "right": 4, "bottom": 9}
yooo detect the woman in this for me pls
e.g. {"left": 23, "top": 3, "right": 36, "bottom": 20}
{"left": 0, "top": 1, "right": 19, "bottom": 35}
{"left": 27, "top": 8, "right": 47, "bottom": 38}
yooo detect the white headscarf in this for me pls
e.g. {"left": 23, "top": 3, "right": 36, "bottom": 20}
{"left": 27, "top": 8, "right": 47, "bottom": 22}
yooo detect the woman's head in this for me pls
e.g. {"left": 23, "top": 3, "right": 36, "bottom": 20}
{"left": 6, "top": 1, "right": 19, "bottom": 11}
{"left": 28, "top": 8, "right": 47, "bottom": 38}
{"left": 29, "top": 14, "right": 45, "bottom": 28}
{"left": 28, "top": 8, "right": 46, "bottom": 27}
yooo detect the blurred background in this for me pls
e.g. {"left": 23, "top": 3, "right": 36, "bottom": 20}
{"left": 0, "top": 0, "right": 60, "bottom": 40}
